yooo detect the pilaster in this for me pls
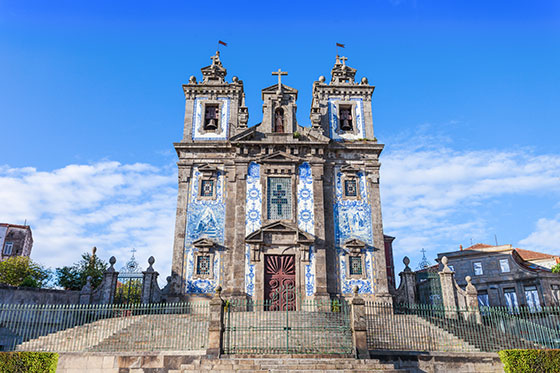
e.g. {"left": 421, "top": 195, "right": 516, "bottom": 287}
{"left": 310, "top": 162, "right": 329, "bottom": 297}
{"left": 171, "top": 165, "right": 192, "bottom": 294}
{"left": 366, "top": 162, "right": 391, "bottom": 302}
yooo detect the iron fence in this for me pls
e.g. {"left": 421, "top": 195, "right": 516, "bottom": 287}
{"left": 223, "top": 296, "right": 353, "bottom": 355}
{"left": 366, "top": 302, "right": 560, "bottom": 353}
{"left": 0, "top": 302, "right": 209, "bottom": 352}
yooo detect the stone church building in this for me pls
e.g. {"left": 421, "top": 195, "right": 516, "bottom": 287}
{"left": 171, "top": 52, "right": 393, "bottom": 305}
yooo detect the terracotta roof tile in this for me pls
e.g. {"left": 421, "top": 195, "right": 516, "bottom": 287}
{"left": 464, "top": 243, "right": 494, "bottom": 250}
{"left": 514, "top": 248, "right": 559, "bottom": 261}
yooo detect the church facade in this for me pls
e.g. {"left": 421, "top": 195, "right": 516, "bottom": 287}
{"left": 171, "top": 52, "right": 392, "bottom": 303}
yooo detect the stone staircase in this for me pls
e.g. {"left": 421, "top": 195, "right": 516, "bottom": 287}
{"left": 177, "top": 356, "right": 408, "bottom": 372}
{"left": 17, "top": 315, "right": 143, "bottom": 352}
{"left": 91, "top": 314, "right": 208, "bottom": 352}
{"left": 16, "top": 314, "right": 208, "bottom": 352}
{"left": 424, "top": 315, "right": 539, "bottom": 351}
{"left": 366, "top": 312, "right": 479, "bottom": 352}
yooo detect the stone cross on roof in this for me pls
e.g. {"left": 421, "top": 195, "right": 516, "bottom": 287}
{"left": 210, "top": 51, "right": 221, "bottom": 66}
{"left": 272, "top": 68, "right": 288, "bottom": 87}
{"left": 340, "top": 56, "right": 348, "bottom": 66}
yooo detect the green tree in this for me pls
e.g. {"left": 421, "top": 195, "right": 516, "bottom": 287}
{"left": 56, "top": 252, "right": 107, "bottom": 290}
{"left": 552, "top": 263, "right": 560, "bottom": 274}
{"left": 0, "top": 257, "right": 51, "bottom": 288}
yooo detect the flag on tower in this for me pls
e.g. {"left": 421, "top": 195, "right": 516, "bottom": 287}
{"left": 336, "top": 42, "right": 345, "bottom": 48}
{"left": 218, "top": 40, "right": 228, "bottom": 46}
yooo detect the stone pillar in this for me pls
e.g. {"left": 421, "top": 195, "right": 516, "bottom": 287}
{"left": 465, "top": 276, "right": 482, "bottom": 324}
{"left": 399, "top": 257, "right": 417, "bottom": 306}
{"left": 350, "top": 286, "right": 369, "bottom": 359}
{"left": 94, "top": 256, "right": 119, "bottom": 304}
{"left": 230, "top": 163, "right": 248, "bottom": 301}
{"left": 311, "top": 162, "right": 330, "bottom": 301}
{"left": 142, "top": 256, "right": 161, "bottom": 304}
{"left": 438, "top": 256, "right": 458, "bottom": 319}
{"left": 207, "top": 286, "right": 225, "bottom": 358}
{"left": 366, "top": 163, "right": 392, "bottom": 304}
{"left": 171, "top": 164, "right": 192, "bottom": 295}
{"left": 79, "top": 276, "right": 93, "bottom": 304}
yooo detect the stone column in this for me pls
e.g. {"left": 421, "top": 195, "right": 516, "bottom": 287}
{"left": 438, "top": 256, "right": 458, "bottom": 319}
{"left": 465, "top": 276, "right": 482, "bottom": 324}
{"left": 230, "top": 162, "right": 248, "bottom": 301}
{"left": 171, "top": 164, "right": 192, "bottom": 295}
{"left": 350, "top": 286, "right": 369, "bottom": 359}
{"left": 96, "top": 256, "right": 119, "bottom": 304}
{"left": 141, "top": 256, "right": 161, "bottom": 304}
{"left": 310, "top": 162, "right": 330, "bottom": 301}
{"left": 323, "top": 162, "right": 338, "bottom": 295}
{"left": 399, "top": 257, "right": 417, "bottom": 306}
{"left": 207, "top": 286, "right": 225, "bottom": 358}
{"left": 366, "top": 163, "right": 392, "bottom": 304}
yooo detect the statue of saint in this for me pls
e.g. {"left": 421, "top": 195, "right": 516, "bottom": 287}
{"left": 275, "top": 108, "right": 284, "bottom": 133}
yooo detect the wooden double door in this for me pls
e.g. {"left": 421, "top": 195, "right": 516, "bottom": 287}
{"left": 264, "top": 255, "right": 296, "bottom": 311}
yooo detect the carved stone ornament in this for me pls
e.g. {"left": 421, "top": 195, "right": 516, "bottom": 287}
{"left": 245, "top": 221, "right": 314, "bottom": 263}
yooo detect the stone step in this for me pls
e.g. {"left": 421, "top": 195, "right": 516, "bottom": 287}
{"left": 178, "top": 357, "right": 408, "bottom": 372}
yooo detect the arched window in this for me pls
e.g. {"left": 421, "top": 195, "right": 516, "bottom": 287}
{"left": 339, "top": 106, "right": 353, "bottom": 131}
{"left": 204, "top": 104, "right": 219, "bottom": 131}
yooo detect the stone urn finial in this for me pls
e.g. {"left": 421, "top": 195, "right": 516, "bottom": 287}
{"left": 465, "top": 276, "right": 477, "bottom": 294}
{"left": 147, "top": 256, "right": 155, "bottom": 271}
{"left": 108, "top": 256, "right": 116, "bottom": 271}
{"left": 403, "top": 256, "right": 411, "bottom": 271}
{"left": 441, "top": 256, "right": 454, "bottom": 274}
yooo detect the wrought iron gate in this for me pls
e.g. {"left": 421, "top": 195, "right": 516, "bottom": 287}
{"left": 223, "top": 285, "right": 353, "bottom": 355}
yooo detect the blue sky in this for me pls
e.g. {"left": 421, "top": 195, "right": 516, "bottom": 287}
{"left": 0, "top": 1, "right": 559, "bottom": 278}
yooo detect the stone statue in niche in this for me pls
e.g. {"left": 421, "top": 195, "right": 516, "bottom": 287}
{"left": 204, "top": 105, "right": 219, "bottom": 131}
{"left": 340, "top": 107, "right": 353, "bottom": 131}
{"left": 274, "top": 108, "right": 284, "bottom": 133}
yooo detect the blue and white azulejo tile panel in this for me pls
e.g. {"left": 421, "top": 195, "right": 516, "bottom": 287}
{"left": 297, "top": 162, "right": 315, "bottom": 235}
{"left": 245, "top": 162, "right": 261, "bottom": 296}
{"left": 305, "top": 247, "right": 316, "bottom": 296}
{"left": 183, "top": 166, "right": 225, "bottom": 293}
{"left": 297, "top": 162, "right": 316, "bottom": 296}
{"left": 191, "top": 97, "right": 230, "bottom": 141}
{"left": 328, "top": 98, "right": 366, "bottom": 141}
{"left": 333, "top": 167, "right": 376, "bottom": 294}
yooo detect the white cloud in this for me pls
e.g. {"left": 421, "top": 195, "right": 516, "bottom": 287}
{"left": 0, "top": 162, "right": 177, "bottom": 281}
{"left": 1, "top": 144, "right": 559, "bottom": 289}
{"left": 519, "top": 215, "right": 560, "bottom": 253}
{"left": 381, "top": 146, "right": 560, "bottom": 270}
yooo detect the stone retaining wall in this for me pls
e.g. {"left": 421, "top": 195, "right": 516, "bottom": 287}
{"left": 0, "top": 284, "right": 79, "bottom": 304}
{"left": 56, "top": 352, "right": 504, "bottom": 373}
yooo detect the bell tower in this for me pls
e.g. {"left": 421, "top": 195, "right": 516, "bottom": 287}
{"left": 259, "top": 69, "right": 298, "bottom": 135}
{"left": 181, "top": 51, "right": 248, "bottom": 142}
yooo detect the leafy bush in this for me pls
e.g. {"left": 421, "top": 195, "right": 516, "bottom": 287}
{"left": 0, "top": 352, "right": 58, "bottom": 373}
{"left": 552, "top": 263, "right": 560, "bottom": 274}
{"left": 0, "top": 256, "right": 51, "bottom": 288}
{"left": 499, "top": 349, "right": 560, "bottom": 373}
{"left": 56, "top": 252, "right": 107, "bottom": 290}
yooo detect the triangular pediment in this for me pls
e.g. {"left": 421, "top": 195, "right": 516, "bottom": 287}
{"left": 257, "top": 151, "right": 300, "bottom": 164}
{"left": 197, "top": 164, "right": 219, "bottom": 173}
{"left": 340, "top": 164, "right": 361, "bottom": 174}
{"left": 261, "top": 84, "right": 298, "bottom": 96}
{"left": 230, "top": 125, "right": 260, "bottom": 142}
{"left": 246, "top": 221, "right": 314, "bottom": 244}
{"left": 344, "top": 238, "right": 366, "bottom": 248}
{"left": 192, "top": 238, "right": 215, "bottom": 248}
